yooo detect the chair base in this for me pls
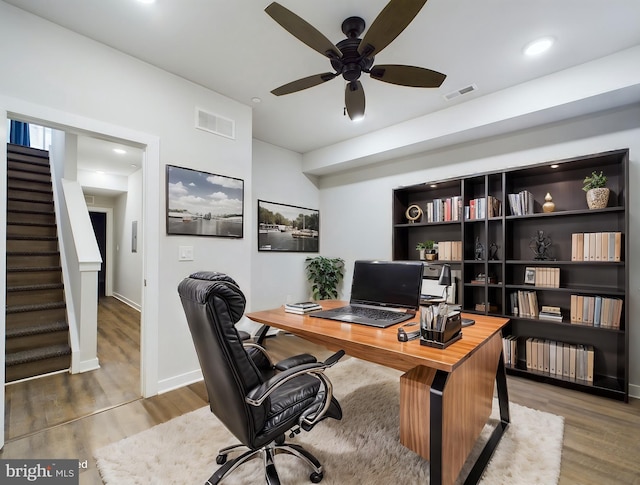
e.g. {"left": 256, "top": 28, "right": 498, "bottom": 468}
{"left": 207, "top": 440, "right": 324, "bottom": 485}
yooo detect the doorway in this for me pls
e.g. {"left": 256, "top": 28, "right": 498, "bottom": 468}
{"left": 90, "top": 211, "right": 107, "bottom": 297}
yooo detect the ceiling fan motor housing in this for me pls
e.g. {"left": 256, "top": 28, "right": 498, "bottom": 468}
{"left": 332, "top": 36, "right": 374, "bottom": 82}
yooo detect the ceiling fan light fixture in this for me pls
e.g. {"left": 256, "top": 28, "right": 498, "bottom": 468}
{"left": 523, "top": 36, "right": 555, "bottom": 57}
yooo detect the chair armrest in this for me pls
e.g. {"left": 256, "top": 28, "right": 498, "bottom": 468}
{"left": 245, "top": 362, "right": 329, "bottom": 406}
{"left": 274, "top": 353, "right": 317, "bottom": 370}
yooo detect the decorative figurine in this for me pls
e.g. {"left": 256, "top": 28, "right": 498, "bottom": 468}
{"left": 488, "top": 242, "right": 499, "bottom": 260}
{"left": 529, "top": 230, "right": 552, "bottom": 260}
{"left": 474, "top": 237, "right": 484, "bottom": 260}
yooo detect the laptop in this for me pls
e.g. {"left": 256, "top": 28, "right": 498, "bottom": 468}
{"left": 310, "top": 260, "right": 424, "bottom": 328}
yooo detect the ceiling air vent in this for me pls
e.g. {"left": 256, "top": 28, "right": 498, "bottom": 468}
{"left": 84, "top": 195, "right": 95, "bottom": 205}
{"left": 443, "top": 84, "right": 478, "bottom": 101}
{"left": 195, "top": 108, "right": 235, "bottom": 140}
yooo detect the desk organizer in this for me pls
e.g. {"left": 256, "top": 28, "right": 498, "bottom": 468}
{"left": 420, "top": 312, "right": 462, "bottom": 349}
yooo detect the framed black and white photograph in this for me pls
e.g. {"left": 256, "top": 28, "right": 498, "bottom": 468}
{"left": 524, "top": 267, "right": 536, "bottom": 285}
{"left": 166, "top": 165, "right": 244, "bottom": 238}
{"left": 258, "top": 200, "right": 319, "bottom": 252}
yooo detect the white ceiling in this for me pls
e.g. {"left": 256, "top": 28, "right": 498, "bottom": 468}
{"left": 6, "top": 0, "right": 640, "bottom": 159}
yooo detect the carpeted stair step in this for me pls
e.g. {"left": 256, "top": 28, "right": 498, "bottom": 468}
{"left": 7, "top": 221, "right": 57, "bottom": 237}
{"left": 8, "top": 143, "right": 50, "bottom": 162}
{"left": 8, "top": 187, "right": 53, "bottom": 202}
{"left": 5, "top": 302, "right": 67, "bottom": 329}
{"left": 7, "top": 168, "right": 51, "bottom": 184}
{"left": 6, "top": 235, "right": 58, "bottom": 252}
{"left": 7, "top": 208, "right": 56, "bottom": 225}
{"left": 7, "top": 158, "right": 51, "bottom": 175}
{"left": 7, "top": 176, "right": 53, "bottom": 192}
{"left": 5, "top": 321, "right": 70, "bottom": 353}
{"left": 6, "top": 282, "right": 65, "bottom": 306}
{"left": 7, "top": 251, "right": 61, "bottom": 268}
{"left": 6, "top": 265, "right": 63, "bottom": 286}
{"left": 5, "top": 343, "right": 71, "bottom": 383}
{"left": 7, "top": 197, "right": 54, "bottom": 212}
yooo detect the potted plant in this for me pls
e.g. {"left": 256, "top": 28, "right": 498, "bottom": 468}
{"left": 582, "top": 171, "right": 609, "bottom": 209}
{"left": 416, "top": 240, "right": 437, "bottom": 261}
{"left": 304, "top": 256, "right": 345, "bottom": 300}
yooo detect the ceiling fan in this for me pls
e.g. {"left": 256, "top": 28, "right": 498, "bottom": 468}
{"left": 265, "top": 0, "right": 446, "bottom": 121}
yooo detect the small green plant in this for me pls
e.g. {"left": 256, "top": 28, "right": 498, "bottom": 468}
{"left": 582, "top": 171, "right": 607, "bottom": 191}
{"left": 416, "top": 240, "right": 435, "bottom": 251}
{"left": 304, "top": 256, "right": 345, "bottom": 300}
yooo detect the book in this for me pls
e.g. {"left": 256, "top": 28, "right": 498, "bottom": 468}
{"left": 284, "top": 302, "right": 322, "bottom": 314}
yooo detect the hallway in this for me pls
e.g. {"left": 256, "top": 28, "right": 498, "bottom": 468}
{"left": 4, "top": 297, "right": 140, "bottom": 441}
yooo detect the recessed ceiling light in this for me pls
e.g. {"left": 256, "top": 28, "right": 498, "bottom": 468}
{"left": 524, "top": 37, "right": 555, "bottom": 57}
{"left": 131, "top": 164, "right": 138, "bottom": 168}
{"left": 137, "top": 0, "right": 156, "bottom": 4}
{"left": 550, "top": 164, "right": 559, "bottom": 169}
{"left": 251, "top": 97, "right": 262, "bottom": 104}
{"left": 96, "top": 170, "right": 105, "bottom": 174}
{"left": 113, "top": 148, "right": 127, "bottom": 155}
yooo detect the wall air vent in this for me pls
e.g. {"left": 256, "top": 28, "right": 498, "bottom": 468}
{"left": 443, "top": 84, "right": 478, "bottom": 101}
{"left": 195, "top": 108, "right": 235, "bottom": 140}
{"left": 84, "top": 195, "right": 95, "bottom": 205}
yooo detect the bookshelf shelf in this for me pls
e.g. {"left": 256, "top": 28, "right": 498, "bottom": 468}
{"left": 392, "top": 148, "right": 629, "bottom": 401}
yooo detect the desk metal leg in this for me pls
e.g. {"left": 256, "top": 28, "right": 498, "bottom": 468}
{"left": 429, "top": 370, "right": 449, "bottom": 485}
{"left": 429, "top": 351, "right": 510, "bottom": 485}
{"left": 255, "top": 325, "right": 271, "bottom": 345}
{"left": 463, "top": 351, "right": 510, "bottom": 485}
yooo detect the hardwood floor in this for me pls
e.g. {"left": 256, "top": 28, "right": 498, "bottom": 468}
{"left": 4, "top": 296, "right": 140, "bottom": 440}
{"left": 2, "top": 328, "right": 639, "bottom": 484}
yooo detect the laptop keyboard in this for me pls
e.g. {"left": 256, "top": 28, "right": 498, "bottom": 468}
{"left": 334, "top": 305, "right": 405, "bottom": 321}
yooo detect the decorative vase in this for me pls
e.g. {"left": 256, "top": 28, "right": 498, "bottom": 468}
{"left": 586, "top": 187, "right": 609, "bottom": 209}
{"left": 542, "top": 193, "right": 555, "bottom": 213}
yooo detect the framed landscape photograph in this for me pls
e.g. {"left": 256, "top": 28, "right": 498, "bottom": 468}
{"left": 166, "top": 165, "right": 244, "bottom": 238}
{"left": 258, "top": 200, "right": 319, "bottom": 252}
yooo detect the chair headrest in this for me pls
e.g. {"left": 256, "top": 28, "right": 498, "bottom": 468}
{"left": 179, "top": 271, "right": 246, "bottom": 323}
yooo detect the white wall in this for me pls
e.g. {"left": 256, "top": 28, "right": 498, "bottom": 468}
{"left": 319, "top": 104, "right": 640, "bottom": 398}
{"left": 113, "top": 169, "right": 143, "bottom": 309}
{"left": 0, "top": 2, "right": 252, "bottom": 392}
{"left": 247, "top": 140, "right": 322, "bottom": 333}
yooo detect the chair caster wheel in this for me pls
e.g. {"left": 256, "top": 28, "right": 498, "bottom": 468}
{"left": 310, "top": 471, "right": 323, "bottom": 483}
{"left": 216, "top": 454, "right": 227, "bottom": 465}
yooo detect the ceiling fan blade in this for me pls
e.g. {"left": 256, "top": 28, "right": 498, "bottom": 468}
{"left": 358, "top": 0, "right": 428, "bottom": 57}
{"left": 370, "top": 64, "right": 446, "bottom": 87}
{"left": 271, "top": 73, "right": 337, "bottom": 96}
{"left": 345, "top": 81, "right": 366, "bottom": 120}
{"left": 265, "top": 2, "right": 342, "bottom": 59}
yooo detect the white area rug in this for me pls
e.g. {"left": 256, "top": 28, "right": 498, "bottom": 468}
{"left": 95, "top": 358, "right": 563, "bottom": 485}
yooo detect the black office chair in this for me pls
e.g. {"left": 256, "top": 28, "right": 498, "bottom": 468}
{"left": 178, "top": 271, "right": 344, "bottom": 485}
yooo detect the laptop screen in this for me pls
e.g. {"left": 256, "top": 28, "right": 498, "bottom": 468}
{"left": 350, "top": 260, "right": 424, "bottom": 310}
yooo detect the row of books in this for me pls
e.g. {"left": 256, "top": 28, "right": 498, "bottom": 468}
{"left": 510, "top": 290, "right": 539, "bottom": 318}
{"left": 571, "top": 232, "right": 622, "bottom": 262}
{"left": 424, "top": 197, "right": 464, "bottom": 222}
{"left": 570, "top": 295, "right": 622, "bottom": 329}
{"left": 502, "top": 335, "right": 518, "bottom": 366}
{"left": 526, "top": 338, "right": 594, "bottom": 382}
{"left": 437, "top": 240, "right": 462, "bottom": 261}
{"left": 507, "top": 190, "right": 534, "bottom": 216}
{"left": 465, "top": 196, "right": 502, "bottom": 220}
{"left": 525, "top": 266, "right": 560, "bottom": 287}
{"left": 284, "top": 301, "right": 322, "bottom": 314}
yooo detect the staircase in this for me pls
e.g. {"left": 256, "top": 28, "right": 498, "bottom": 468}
{"left": 5, "top": 143, "right": 71, "bottom": 383}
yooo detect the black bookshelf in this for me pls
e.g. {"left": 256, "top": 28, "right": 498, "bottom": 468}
{"left": 392, "top": 149, "right": 629, "bottom": 401}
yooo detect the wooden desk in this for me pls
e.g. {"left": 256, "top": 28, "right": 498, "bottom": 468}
{"left": 247, "top": 302, "right": 510, "bottom": 485}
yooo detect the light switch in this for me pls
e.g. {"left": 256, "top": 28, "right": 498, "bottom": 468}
{"left": 179, "top": 246, "right": 194, "bottom": 261}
